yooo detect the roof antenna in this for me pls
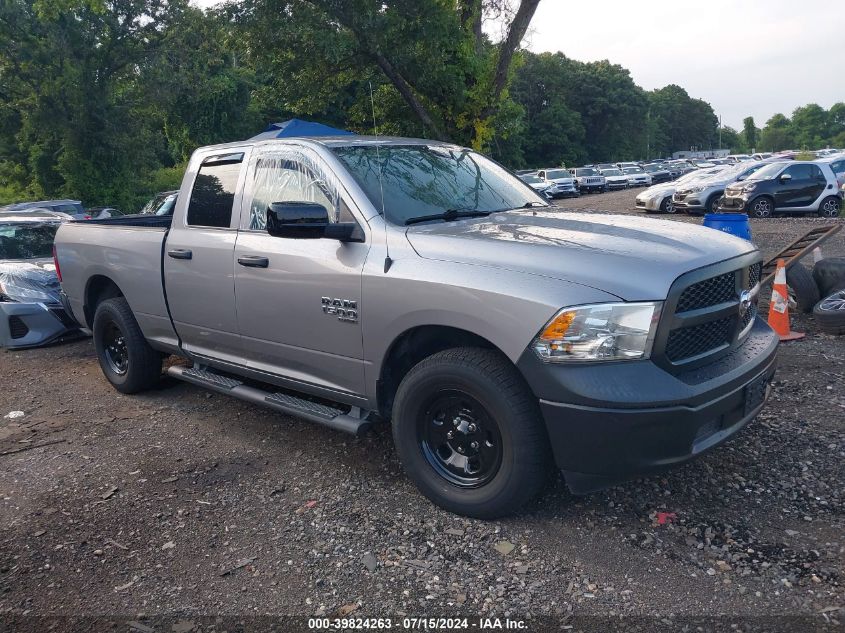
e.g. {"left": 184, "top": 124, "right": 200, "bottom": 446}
{"left": 370, "top": 81, "right": 392, "bottom": 273}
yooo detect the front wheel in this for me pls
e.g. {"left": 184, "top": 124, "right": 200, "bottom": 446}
{"left": 392, "top": 348, "right": 552, "bottom": 519}
{"left": 93, "top": 297, "right": 162, "bottom": 393}
{"left": 660, "top": 196, "right": 675, "bottom": 214}
{"left": 818, "top": 196, "right": 841, "bottom": 218}
{"left": 749, "top": 196, "right": 774, "bottom": 218}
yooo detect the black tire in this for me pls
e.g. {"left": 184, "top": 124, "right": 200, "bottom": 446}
{"left": 818, "top": 196, "right": 841, "bottom": 218}
{"left": 748, "top": 196, "right": 774, "bottom": 218}
{"left": 813, "top": 257, "right": 845, "bottom": 297}
{"left": 785, "top": 263, "right": 819, "bottom": 313}
{"left": 93, "top": 297, "right": 162, "bottom": 393}
{"left": 392, "top": 348, "right": 552, "bottom": 519}
{"left": 812, "top": 289, "right": 845, "bottom": 335}
{"left": 659, "top": 196, "right": 675, "bottom": 214}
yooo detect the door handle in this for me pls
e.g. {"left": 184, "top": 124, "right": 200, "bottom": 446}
{"left": 167, "top": 249, "right": 192, "bottom": 260}
{"left": 237, "top": 255, "right": 269, "bottom": 268}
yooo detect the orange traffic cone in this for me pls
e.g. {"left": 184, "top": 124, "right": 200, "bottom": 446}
{"left": 767, "top": 259, "right": 805, "bottom": 341}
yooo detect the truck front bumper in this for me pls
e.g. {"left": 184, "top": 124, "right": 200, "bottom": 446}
{"left": 0, "top": 301, "right": 80, "bottom": 349}
{"left": 518, "top": 318, "right": 779, "bottom": 493}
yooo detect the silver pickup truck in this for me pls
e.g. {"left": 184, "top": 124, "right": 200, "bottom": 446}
{"left": 55, "top": 136, "right": 778, "bottom": 518}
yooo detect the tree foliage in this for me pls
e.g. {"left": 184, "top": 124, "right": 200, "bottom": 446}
{"left": 0, "top": 0, "right": 842, "bottom": 209}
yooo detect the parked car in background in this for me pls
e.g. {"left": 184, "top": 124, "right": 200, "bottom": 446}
{"left": 597, "top": 168, "right": 629, "bottom": 190}
{"left": 720, "top": 161, "right": 842, "bottom": 218}
{"left": 635, "top": 166, "right": 730, "bottom": 214}
{"left": 727, "top": 155, "right": 751, "bottom": 163}
{"left": 751, "top": 153, "right": 773, "bottom": 161}
{"left": 139, "top": 190, "right": 178, "bottom": 216}
{"left": 0, "top": 200, "right": 88, "bottom": 220}
{"left": 673, "top": 160, "right": 776, "bottom": 215}
{"left": 518, "top": 174, "right": 552, "bottom": 198}
{"left": 817, "top": 155, "right": 845, "bottom": 188}
{"left": 568, "top": 167, "right": 606, "bottom": 193}
{"left": 642, "top": 163, "right": 672, "bottom": 184}
{"left": 688, "top": 159, "right": 716, "bottom": 169}
{"left": 85, "top": 206, "right": 123, "bottom": 219}
{"left": 667, "top": 161, "right": 696, "bottom": 177}
{"left": 622, "top": 166, "right": 652, "bottom": 187}
{"left": 0, "top": 212, "right": 79, "bottom": 348}
{"left": 596, "top": 163, "right": 616, "bottom": 171}
{"left": 535, "top": 169, "right": 579, "bottom": 198}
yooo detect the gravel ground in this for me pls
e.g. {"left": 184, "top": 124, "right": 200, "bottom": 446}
{"left": 0, "top": 188, "right": 843, "bottom": 632}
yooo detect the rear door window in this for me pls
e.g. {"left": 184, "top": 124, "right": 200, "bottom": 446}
{"left": 187, "top": 155, "right": 244, "bottom": 228}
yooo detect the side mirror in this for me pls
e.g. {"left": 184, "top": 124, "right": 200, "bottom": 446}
{"left": 266, "top": 202, "right": 363, "bottom": 242}
{"left": 779, "top": 173, "right": 792, "bottom": 183}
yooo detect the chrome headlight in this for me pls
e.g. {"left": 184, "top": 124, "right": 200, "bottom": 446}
{"left": 687, "top": 186, "right": 705, "bottom": 193}
{"left": 533, "top": 302, "right": 662, "bottom": 362}
{"left": 742, "top": 182, "right": 757, "bottom": 192}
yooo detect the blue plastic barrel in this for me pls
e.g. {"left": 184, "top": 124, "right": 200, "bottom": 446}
{"left": 703, "top": 213, "right": 751, "bottom": 241}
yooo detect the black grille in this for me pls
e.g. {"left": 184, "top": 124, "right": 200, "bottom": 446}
{"left": 665, "top": 317, "right": 733, "bottom": 362}
{"left": 748, "top": 262, "right": 761, "bottom": 289}
{"left": 676, "top": 272, "right": 736, "bottom": 312}
{"left": 8, "top": 316, "right": 29, "bottom": 339}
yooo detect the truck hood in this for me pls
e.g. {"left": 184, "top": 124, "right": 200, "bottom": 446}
{"left": 405, "top": 210, "right": 755, "bottom": 300}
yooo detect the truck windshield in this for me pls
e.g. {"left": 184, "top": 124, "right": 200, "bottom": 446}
{"left": 0, "top": 223, "right": 60, "bottom": 259}
{"left": 332, "top": 144, "right": 548, "bottom": 225}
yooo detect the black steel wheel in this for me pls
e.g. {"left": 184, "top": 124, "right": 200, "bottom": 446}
{"left": 93, "top": 297, "right": 162, "bottom": 393}
{"left": 102, "top": 322, "right": 129, "bottom": 375}
{"left": 418, "top": 390, "right": 502, "bottom": 488}
{"left": 392, "top": 348, "right": 552, "bottom": 519}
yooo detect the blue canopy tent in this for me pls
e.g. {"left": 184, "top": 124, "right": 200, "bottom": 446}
{"left": 249, "top": 118, "right": 353, "bottom": 141}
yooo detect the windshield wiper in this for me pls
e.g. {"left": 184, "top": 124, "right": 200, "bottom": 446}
{"left": 521, "top": 201, "right": 547, "bottom": 208}
{"left": 404, "top": 209, "right": 493, "bottom": 226}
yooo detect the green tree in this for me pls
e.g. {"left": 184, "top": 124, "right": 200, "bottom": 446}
{"left": 742, "top": 117, "right": 757, "bottom": 152}
{"left": 790, "top": 103, "right": 828, "bottom": 149}
{"left": 758, "top": 113, "right": 795, "bottom": 152}
{"left": 647, "top": 85, "right": 718, "bottom": 156}
{"left": 235, "top": 0, "right": 541, "bottom": 151}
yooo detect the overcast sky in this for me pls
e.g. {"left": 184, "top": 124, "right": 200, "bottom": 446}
{"left": 192, "top": 0, "right": 844, "bottom": 130}
{"left": 526, "top": 0, "right": 844, "bottom": 129}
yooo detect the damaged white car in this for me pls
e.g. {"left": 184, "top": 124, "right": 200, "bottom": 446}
{"left": 0, "top": 213, "right": 80, "bottom": 348}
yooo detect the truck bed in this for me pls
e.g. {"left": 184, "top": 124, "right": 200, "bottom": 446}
{"left": 54, "top": 220, "right": 177, "bottom": 350}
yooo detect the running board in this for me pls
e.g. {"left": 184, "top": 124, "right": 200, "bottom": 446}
{"left": 167, "top": 366, "right": 372, "bottom": 436}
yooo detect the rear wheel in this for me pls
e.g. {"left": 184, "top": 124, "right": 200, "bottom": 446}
{"left": 93, "top": 297, "right": 162, "bottom": 393}
{"left": 818, "top": 196, "right": 841, "bottom": 218}
{"left": 706, "top": 193, "right": 722, "bottom": 213}
{"left": 749, "top": 196, "right": 774, "bottom": 218}
{"left": 392, "top": 348, "right": 552, "bottom": 519}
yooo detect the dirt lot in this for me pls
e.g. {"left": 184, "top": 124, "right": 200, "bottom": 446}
{"left": 1, "top": 188, "right": 843, "bottom": 632}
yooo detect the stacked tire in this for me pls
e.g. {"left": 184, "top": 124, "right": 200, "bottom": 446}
{"left": 811, "top": 257, "right": 845, "bottom": 335}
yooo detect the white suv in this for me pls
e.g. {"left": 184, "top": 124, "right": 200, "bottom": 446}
{"left": 536, "top": 168, "right": 579, "bottom": 198}
{"left": 568, "top": 167, "right": 607, "bottom": 193}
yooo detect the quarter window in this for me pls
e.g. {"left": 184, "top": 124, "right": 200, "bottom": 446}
{"left": 187, "top": 157, "right": 243, "bottom": 228}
